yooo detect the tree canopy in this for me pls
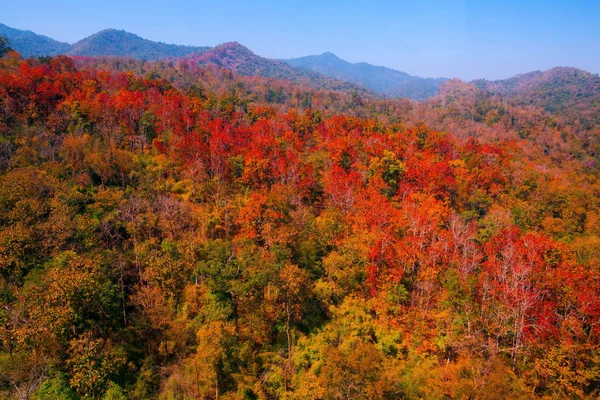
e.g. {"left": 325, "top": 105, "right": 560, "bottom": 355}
{"left": 0, "top": 53, "right": 598, "bottom": 399}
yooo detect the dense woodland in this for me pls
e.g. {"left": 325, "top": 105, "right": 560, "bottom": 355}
{"left": 0, "top": 47, "right": 599, "bottom": 400}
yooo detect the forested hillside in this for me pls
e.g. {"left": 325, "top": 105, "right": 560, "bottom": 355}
{"left": 182, "top": 42, "right": 373, "bottom": 95}
{"left": 0, "top": 23, "right": 71, "bottom": 57}
{"left": 0, "top": 24, "right": 210, "bottom": 60}
{"left": 67, "top": 29, "right": 211, "bottom": 60}
{"left": 474, "top": 68, "right": 600, "bottom": 138}
{"left": 0, "top": 48, "right": 599, "bottom": 400}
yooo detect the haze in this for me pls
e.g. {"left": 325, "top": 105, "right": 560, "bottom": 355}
{"left": 2, "top": 0, "right": 599, "bottom": 80}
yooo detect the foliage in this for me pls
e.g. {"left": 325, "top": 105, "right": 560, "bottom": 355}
{"left": 0, "top": 53, "right": 598, "bottom": 399}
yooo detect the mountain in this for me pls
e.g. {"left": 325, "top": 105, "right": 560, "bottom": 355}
{"left": 184, "top": 42, "right": 374, "bottom": 94}
{"left": 0, "top": 24, "right": 369, "bottom": 94}
{"left": 2, "top": 22, "right": 596, "bottom": 108}
{"left": 0, "top": 23, "right": 71, "bottom": 57}
{"left": 186, "top": 42, "right": 297, "bottom": 78}
{"left": 67, "top": 29, "right": 210, "bottom": 60}
{"left": 285, "top": 52, "right": 448, "bottom": 100}
{"left": 0, "top": 23, "right": 209, "bottom": 60}
{"left": 473, "top": 67, "right": 600, "bottom": 114}
{"left": 473, "top": 67, "right": 600, "bottom": 129}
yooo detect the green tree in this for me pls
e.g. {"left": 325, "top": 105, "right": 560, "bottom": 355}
{"left": 0, "top": 36, "right": 11, "bottom": 58}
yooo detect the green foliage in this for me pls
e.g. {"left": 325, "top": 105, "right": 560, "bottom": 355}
{"left": 0, "top": 23, "right": 70, "bottom": 57}
{"left": 0, "top": 36, "right": 11, "bottom": 58}
{"left": 369, "top": 150, "right": 407, "bottom": 197}
{"left": 103, "top": 382, "right": 127, "bottom": 400}
{"left": 31, "top": 373, "right": 78, "bottom": 400}
{"left": 67, "top": 333, "right": 127, "bottom": 399}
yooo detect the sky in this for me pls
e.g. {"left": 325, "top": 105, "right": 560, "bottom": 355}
{"left": 2, "top": 0, "right": 599, "bottom": 80}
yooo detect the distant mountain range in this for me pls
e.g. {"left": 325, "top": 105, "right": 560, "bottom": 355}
{"left": 0, "top": 23, "right": 209, "bottom": 60}
{"left": 285, "top": 52, "right": 448, "bottom": 101}
{"left": 0, "top": 23, "right": 442, "bottom": 100}
{"left": 1, "top": 22, "right": 599, "bottom": 107}
{"left": 182, "top": 42, "right": 372, "bottom": 94}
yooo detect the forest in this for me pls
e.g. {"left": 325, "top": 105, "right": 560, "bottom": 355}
{"left": 0, "top": 45, "right": 599, "bottom": 399}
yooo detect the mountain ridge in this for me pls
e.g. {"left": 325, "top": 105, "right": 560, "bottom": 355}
{"left": 284, "top": 52, "right": 448, "bottom": 100}
{"left": 0, "top": 22, "right": 71, "bottom": 57}
{"left": 473, "top": 66, "right": 600, "bottom": 115}
{"left": 0, "top": 23, "right": 210, "bottom": 60}
{"left": 1, "top": 22, "right": 599, "bottom": 104}
{"left": 183, "top": 42, "right": 374, "bottom": 95}
{"left": 67, "top": 28, "right": 210, "bottom": 60}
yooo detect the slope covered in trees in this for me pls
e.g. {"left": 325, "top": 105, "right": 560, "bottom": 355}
{"left": 0, "top": 23, "right": 71, "bottom": 57}
{"left": 67, "top": 29, "right": 211, "bottom": 60}
{"left": 0, "top": 24, "right": 210, "bottom": 60}
{"left": 473, "top": 68, "right": 600, "bottom": 142}
{"left": 0, "top": 51, "right": 598, "bottom": 399}
{"left": 182, "top": 42, "right": 374, "bottom": 95}
{"left": 473, "top": 67, "right": 600, "bottom": 113}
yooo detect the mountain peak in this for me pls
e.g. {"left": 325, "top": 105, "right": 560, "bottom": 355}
{"left": 215, "top": 41, "right": 252, "bottom": 52}
{"left": 320, "top": 51, "right": 340, "bottom": 59}
{"left": 88, "top": 28, "right": 138, "bottom": 38}
{"left": 220, "top": 41, "right": 243, "bottom": 47}
{"left": 96, "top": 28, "right": 124, "bottom": 33}
{"left": 545, "top": 66, "right": 596, "bottom": 78}
{"left": 66, "top": 28, "right": 209, "bottom": 60}
{"left": 285, "top": 52, "right": 447, "bottom": 100}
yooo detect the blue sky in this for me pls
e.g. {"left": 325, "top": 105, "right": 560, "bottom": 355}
{"left": 3, "top": 0, "right": 599, "bottom": 80}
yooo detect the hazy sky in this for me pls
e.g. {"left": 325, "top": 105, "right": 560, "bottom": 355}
{"left": 3, "top": 0, "right": 599, "bottom": 80}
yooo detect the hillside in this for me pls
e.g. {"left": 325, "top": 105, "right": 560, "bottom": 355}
{"left": 0, "top": 22, "right": 71, "bottom": 57}
{"left": 67, "top": 29, "right": 210, "bottom": 60}
{"left": 0, "top": 24, "right": 373, "bottom": 94}
{"left": 185, "top": 42, "right": 374, "bottom": 94}
{"left": 285, "top": 52, "right": 448, "bottom": 100}
{"left": 0, "top": 54, "right": 599, "bottom": 399}
{"left": 474, "top": 67, "right": 600, "bottom": 113}
{"left": 0, "top": 23, "right": 210, "bottom": 60}
{"left": 472, "top": 67, "right": 600, "bottom": 142}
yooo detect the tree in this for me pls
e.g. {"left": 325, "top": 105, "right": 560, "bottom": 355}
{"left": 276, "top": 264, "right": 312, "bottom": 388}
{"left": 0, "top": 37, "right": 11, "bottom": 58}
{"left": 161, "top": 321, "right": 238, "bottom": 399}
{"left": 66, "top": 333, "right": 126, "bottom": 399}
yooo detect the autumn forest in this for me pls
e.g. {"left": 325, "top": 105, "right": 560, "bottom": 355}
{"left": 0, "top": 20, "right": 599, "bottom": 400}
